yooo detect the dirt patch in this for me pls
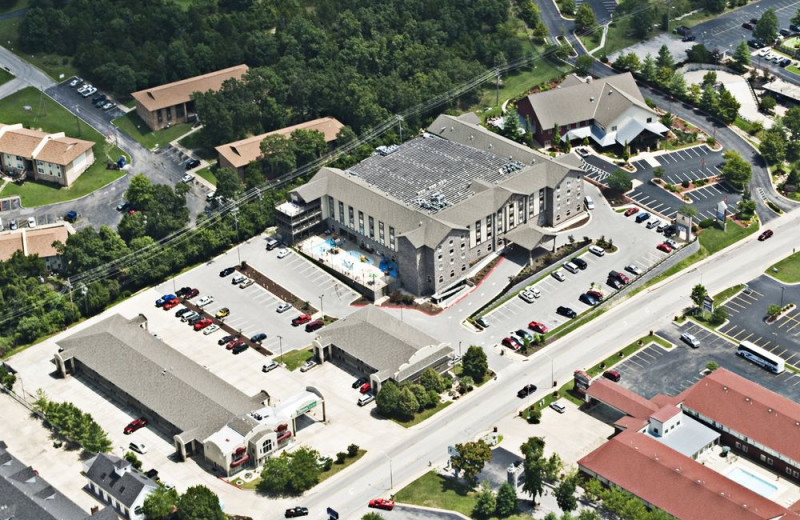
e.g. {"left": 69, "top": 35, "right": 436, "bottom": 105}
{"left": 237, "top": 263, "right": 317, "bottom": 314}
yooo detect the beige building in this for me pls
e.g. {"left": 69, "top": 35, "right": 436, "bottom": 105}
{"left": 131, "top": 65, "right": 249, "bottom": 131}
{"left": 215, "top": 117, "right": 344, "bottom": 176}
{"left": 0, "top": 221, "right": 74, "bottom": 271}
{"left": 0, "top": 123, "right": 95, "bottom": 187}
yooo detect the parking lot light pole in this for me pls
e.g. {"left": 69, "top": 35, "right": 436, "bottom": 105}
{"left": 318, "top": 294, "right": 324, "bottom": 318}
{"left": 542, "top": 351, "right": 555, "bottom": 388}
{"left": 458, "top": 341, "right": 462, "bottom": 357}
{"left": 277, "top": 335, "right": 283, "bottom": 362}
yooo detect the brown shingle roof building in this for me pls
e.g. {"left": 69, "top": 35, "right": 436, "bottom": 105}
{"left": 130, "top": 65, "right": 249, "bottom": 132}
{"left": 0, "top": 123, "right": 95, "bottom": 187}
{"left": 215, "top": 117, "right": 344, "bottom": 175}
{"left": 0, "top": 222, "right": 73, "bottom": 271}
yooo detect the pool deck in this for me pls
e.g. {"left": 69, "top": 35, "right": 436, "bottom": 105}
{"left": 298, "top": 235, "right": 395, "bottom": 292}
{"left": 697, "top": 445, "right": 800, "bottom": 508}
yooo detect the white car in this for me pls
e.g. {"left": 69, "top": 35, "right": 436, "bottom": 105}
{"left": 681, "top": 332, "right": 700, "bottom": 348}
{"left": 276, "top": 302, "right": 293, "bottom": 313}
{"left": 239, "top": 279, "right": 254, "bottom": 289}
{"left": 757, "top": 48, "right": 770, "bottom": 57}
{"left": 588, "top": 245, "right": 605, "bottom": 257}
{"left": 584, "top": 196, "right": 595, "bottom": 210}
{"left": 202, "top": 324, "right": 219, "bottom": 335}
{"left": 82, "top": 87, "right": 97, "bottom": 98}
{"left": 77, "top": 83, "right": 92, "bottom": 94}
{"left": 277, "top": 248, "right": 291, "bottom": 259}
{"left": 549, "top": 402, "right": 566, "bottom": 414}
{"left": 551, "top": 270, "right": 566, "bottom": 282}
{"left": 181, "top": 173, "right": 195, "bottom": 183}
{"left": 530, "top": 287, "right": 541, "bottom": 298}
{"left": 197, "top": 296, "right": 214, "bottom": 307}
{"left": 128, "top": 441, "right": 147, "bottom": 454}
{"left": 26, "top": 216, "right": 36, "bottom": 228}
{"left": 519, "top": 290, "right": 536, "bottom": 303}
{"left": 646, "top": 218, "right": 661, "bottom": 230}
{"left": 300, "top": 360, "right": 317, "bottom": 372}
{"left": 69, "top": 77, "right": 82, "bottom": 87}
{"left": 665, "top": 239, "right": 678, "bottom": 249}
{"left": 625, "top": 264, "right": 642, "bottom": 276}
{"left": 262, "top": 361, "right": 280, "bottom": 373}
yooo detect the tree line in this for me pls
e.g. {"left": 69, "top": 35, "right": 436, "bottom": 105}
{"left": 32, "top": 389, "right": 112, "bottom": 454}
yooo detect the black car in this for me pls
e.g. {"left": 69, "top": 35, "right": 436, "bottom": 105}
{"left": 232, "top": 343, "right": 250, "bottom": 355}
{"left": 218, "top": 334, "right": 235, "bottom": 346}
{"left": 608, "top": 278, "right": 623, "bottom": 290}
{"left": 352, "top": 377, "right": 369, "bottom": 389}
{"left": 175, "top": 286, "right": 192, "bottom": 297}
{"left": 673, "top": 25, "right": 690, "bottom": 36}
{"left": 681, "top": 35, "right": 696, "bottom": 42}
{"left": 219, "top": 267, "right": 236, "bottom": 277}
{"left": 780, "top": 58, "right": 791, "bottom": 67}
{"left": 188, "top": 315, "right": 204, "bottom": 326}
{"left": 285, "top": 507, "right": 309, "bottom": 518}
{"left": 557, "top": 306, "right": 577, "bottom": 318}
{"left": 91, "top": 93, "right": 105, "bottom": 103}
{"left": 571, "top": 257, "right": 588, "bottom": 270}
{"left": 663, "top": 225, "right": 677, "bottom": 238}
{"left": 579, "top": 293, "right": 598, "bottom": 306}
{"left": 175, "top": 308, "right": 191, "bottom": 317}
{"left": 517, "top": 384, "right": 537, "bottom": 398}
{"left": 185, "top": 159, "right": 201, "bottom": 170}
{"left": 780, "top": 28, "right": 792, "bottom": 37}
{"left": 250, "top": 332, "right": 267, "bottom": 343}
{"left": 116, "top": 201, "right": 130, "bottom": 212}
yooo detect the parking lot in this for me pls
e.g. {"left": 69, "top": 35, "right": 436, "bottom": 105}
{"left": 718, "top": 275, "right": 800, "bottom": 366}
{"left": 576, "top": 0, "right": 617, "bottom": 23}
{"left": 45, "top": 78, "right": 126, "bottom": 131}
{"left": 614, "top": 321, "right": 800, "bottom": 402}
{"left": 582, "top": 145, "right": 739, "bottom": 221}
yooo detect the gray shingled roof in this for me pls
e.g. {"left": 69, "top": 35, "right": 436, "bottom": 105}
{"left": 521, "top": 72, "right": 655, "bottom": 130}
{"left": 57, "top": 315, "right": 268, "bottom": 443}
{"left": 84, "top": 453, "right": 156, "bottom": 509}
{"left": 316, "top": 306, "right": 452, "bottom": 382}
{"left": 0, "top": 441, "right": 112, "bottom": 520}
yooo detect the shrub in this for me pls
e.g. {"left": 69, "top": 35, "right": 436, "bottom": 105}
{"left": 527, "top": 408, "right": 542, "bottom": 424}
{"left": 336, "top": 452, "right": 347, "bottom": 464}
{"left": 682, "top": 180, "right": 690, "bottom": 188}
{"left": 699, "top": 218, "right": 714, "bottom": 228}
{"left": 707, "top": 137, "right": 716, "bottom": 147}
{"left": 347, "top": 444, "right": 359, "bottom": 457}
{"left": 706, "top": 361, "right": 719, "bottom": 371}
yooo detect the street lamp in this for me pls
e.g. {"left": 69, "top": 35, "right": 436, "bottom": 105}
{"left": 277, "top": 335, "right": 283, "bottom": 362}
{"left": 541, "top": 351, "right": 555, "bottom": 388}
{"left": 318, "top": 294, "right": 324, "bottom": 318}
{"left": 381, "top": 452, "right": 394, "bottom": 490}
{"left": 458, "top": 341, "right": 462, "bottom": 358}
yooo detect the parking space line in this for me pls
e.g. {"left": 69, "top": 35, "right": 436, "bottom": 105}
{"left": 625, "top": 358, "right": 645, "bottom": 369}
{"left": 727, "top": 300, "right": 748, "bottom": 310}
{"left": 785, "top": 353, "right": 798, "bottom": 364}
{"left": 723, "top": 325, "right": 738, "bottom": 335}
{"left": 740, "top": 332, "right": 754, "bottom": 342}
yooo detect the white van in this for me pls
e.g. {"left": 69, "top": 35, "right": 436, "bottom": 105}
{"left": 358, "top": 393, "right": 375, "bottom": 406}
{"left": 266, "top": 237, "right": 280, "bottom": 250}
{"left": 584, "top": 196, "right": 595, "bottom": 210}
{"left": 588, "top": 245, "right": 605, "bottom": 257}
{"left": 563, "top": 261, "right": 579, "bottom": 274}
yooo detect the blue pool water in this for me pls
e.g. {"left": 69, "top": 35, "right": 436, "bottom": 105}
{"left": 310, "top": 238, "right": 336, "bottom": 257}
{"left": 725, "top": 467, "right": 778, "bottom": 498}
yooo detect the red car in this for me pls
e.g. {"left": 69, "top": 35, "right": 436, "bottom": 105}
{"left": 657, "top": 243, "right": 673, "bottom": 253}
{"left": 359, "top": 382, "right": 371, "bottom": 394}
{"left": 501, "top": 337, "right": 522, "bottom": 350}
{"left": 292, "top": 314, "right": 312, "bottom": 326}
{"left": 615, "top": 271, "right": 630, "bottom": 284}
{"left": 624, "top": 207, "right": 640, "bottom": 217}
{"left": 194, "top": 318, "right": 213, "bottom": 330}
{"left": 586, "top": 290, "right": 604, "bottom": 301}
{"left": 758, "top": 229, "right": 773, "bottom": 241}
{"left": 124, "top": 417, "right": 148, "bottom": 434}
{"left": 369, "top": 499, "right": 395, "bottom": 511}
{"left": 528, "top": 321, "right": 548, "bottom": 334}
{"left": 226, "top": 339, "right": 245, "bottom": 350}
{"left": 185, "top": 288, "right": 200, "bottom": 299}
{"left": 162, "top": 299, "right": 180, "bottom": 310}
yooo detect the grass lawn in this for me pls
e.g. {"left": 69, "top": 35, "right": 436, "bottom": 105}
{"left": 240, "top": 449, "right": 367, "bottom": 490}
{"left": 392, "top": 401, "right": 452, "bottom": 428}
{"left": 0, "top": 67, "right": 13, "bottom": 86}
{"left": 112, "top": 111, "right": 191, "bottom": 150}
{"left": 768, "top": 251, "right": 800, "bottom": 284}
{"left": 578, "top": 28, "right": 604, "bottom": 52}
{"left": 178, "top": 129, "right": 217, "bottom": 160}
{"left": 395, "top": 471, "right": 529, "bottom": 520}
{"left": 601, "top": 19, "right": 642, "bottom": 57}
{"left": 713, "top": 284, "right": 745, "bottom": 304}
{"left": 472, "top": 57, "right": 567, "bottom": 115}
{"left": 196, "top": 164, "right": 217, "bottom": 186}
{"left": 698, "top": 222, "right": 757, "bottom": 254}
{"left": 786, "top": 65, "right": 800, "bottom": 76}
{"left": 275, "top": 348, "right": 313, "bottom": 371}
{"left": 0, "top": 17, "right": 78, "bottom": 80}
{"left": 0, "top": 87, "right": 129, "bottom": 206}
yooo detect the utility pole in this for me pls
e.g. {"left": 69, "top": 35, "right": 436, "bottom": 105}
{"left": 277, "top": 335, "right": 283, "bottom": 361}
{"left": 232, "top": 205, "right": 241, "bottom": 266}
{"left": 495, "top": 70, "right": 501, "bottom": 107}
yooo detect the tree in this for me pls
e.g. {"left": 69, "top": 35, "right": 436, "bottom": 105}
{"left": 258, "top": 453, "right": 291, "bottom": 494}
{"left": 561, "top": 0, "right": 576, "bottom": 15}
{"left": 623, "top": 0, "right": 655, "bottom": 38}
{"left": 640, "top": 54, "right": 657, "bottom": 83}
{"left": 214, "top": 166, "right": 244, "bottom": 199}
{"left": 583, "top": 477, "right": 604, "bottom": 503}
{"left": 462, "top": 345, "right": 488, "bottom": 382}
{"left": 686, "top": 44, "right": 712, "bottom": 64}
{"left": 575, "top": 3, "right": 596, "bottom": 32}
{"left": 473, "top": 481, "right": 497, "bottom": 519}
{"left": 259, "top": 134, "right": 296, "bottom": 178}
{"left": 459, "top": 376, "right": 475, "bottom": 393}
{"left": 376, "top": 380, "right": 400, "bottom": 417}
{"left": 784, "top": 106, "right": 800, "bottom": 138}
{"left": 700, "top": 84, "right": 718, "bottom": 113}
{"left": 290, "top": 129, "right": 327, "bottom": 166}
{"left": 142, "top": 485, "right": 179, "bottom": 520}
{"left": 555, "top": 478, "right": 578, "bottom": 512}
{"left": 733, "top": 40, "right": 751, "bottom": 68}
{"left": 501, "top": 110, "right": 522, "bottom": 141}
{"left": 347, "top": 443, "right": 360, "bottom": 457}
{"left": 176, "top": 486, "right": 224, "bottom": 520}
{"left": 575, "top": 54, "right": 594, "bottom": 76}
{"left": 495, "top": 482, "right": 518, "bottom": 517}
{"left": 124, "top": 451, "right": 143, "bottom": 470}
{"left": 768, "top": 304, "right": 783, "bottom": 318}
{"left": 721, "top": 149, "right": 752, "bottom": 190}
{"left": 607, "top": 169, "right": 632, "bottom": 192}
{"left": 792, "top": 8, "right": 800, "bottom": 28}
{"left": 451, "top": 440, "right": 492, "bottom": 485}
{"left": 0, "top": 364, "right": 17, "bottom": 390}
{"left": 759, "top": 128, "right": 786, "bottom": 164}
{"left": 397, "top": 387, "right": 419, "bottom": 419}
{"left": 656, "top": 44, "right": 675, "bottom": 69}
{"left": 668, "top": 72, "right": 687, "bottom": 98}
{"left": 691, "top": 284, "right": 708, "bottom": 309}
{"left": 754, "top": 8, "right": 778, "bottom": 43}
{"left": 678, "top": 204, "right": 699, "bottom": 221}
{"left": 577, "top": 511, "right": 601, "bottom": 520}
{"left": 258, "top": 447, "right": 321, "bottom": 495}
{"left": 419, "top": 368, "right": 445, "bottom": 393}
{"left": 759, "top": 96, "right": 777, "bottom": 115}
{"left": 709, "top": 306, "right": 729, "bottom": 325}
{"left": 361, "top": 514, "right": 385, "bottom": 520}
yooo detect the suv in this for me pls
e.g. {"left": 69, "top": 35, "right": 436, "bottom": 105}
{"left": 681, "top": 332, "right": 700, "bottom": 348}
{"left": 635, "top": 212, "right": 651, "bottom": 223}
{"left": 358, "top": 393, "right": 375, "bottom": 406}
{"left": 231, "top": 274, "right": 247, "bottom": 285}
{"left": 563, "top": 261, "right": 579, "bottom": 274}
{"left": 579, "top": 293, "right": 598, "bottom": 306}
{"left": 305, "top": 319, "right": 324, "bottom": 332}
{"left": 646, "top": 218, "right": 661, "bottom": 229}
{"left": 572, "top": 257, "right": 588, "bottom": 270}
{"left": 292, "top": 314, "right": 312, "bottom": 326}
{"left": 549, "top": 402, "right": 566, "bottom": 414}
{"left": 266, "top": 237, "right": 280, "bottom": 250}
{"left": 603, "top": 370, "right": 621, "bottom": 382}
{"left": 609, "top": 270, "right": 630, "bottom": 284}
{"left": 588, "top": 245, "right": 605, "bottom": 257}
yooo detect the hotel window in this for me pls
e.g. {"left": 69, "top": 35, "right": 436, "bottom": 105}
{"left": 261, "top": 439, "right": 273, "bottom": 453}
{"left": 328, "top": 196, "right": 335, "bottom": 218}
{"left": 475, "top": 220, "right": 481, "bottom": 245}
{"left": 338, "top": 202, "right": 345, "bottom": 224}
{"left": 647, "top": 117, "right": 652, "bottom": 123}
{"left": 566, "top": 180, "right": 572, "bottom": 194}
{"left": 450, "top": 270, "right": 455, "bottom": 277}
{"left": 486, "top": 216, "right": 492, "bottom": 237}
{"left": 348, "top": 206, "right": 354, "bottom": 228}
{"left": 439, "top": 276, "right": 443, "bottom": 283}
{"left": 461, "top": 264, "right": 466, "bottom": 271}
{"left": 358, "top": 211, "right": 364, "bottom": 235}
{"left": 379, "top": 222, "right": 385, "bottom": 245}
{"left": 389, "top": 226, "right": 395, "bottom": 251}
{"left": 368, "top": 217, "right": 374, "bottom": 239}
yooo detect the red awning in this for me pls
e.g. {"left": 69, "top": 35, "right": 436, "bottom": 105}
{"left": 230, "top": 454, "right": 250, "bottom": 467}
{"left": 277, "top": 431, "right": 292, "bottom": 443}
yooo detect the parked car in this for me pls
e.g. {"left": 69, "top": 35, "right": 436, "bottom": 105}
{"left": 305, "top": 319, "right": 324, "bottom": 332}
{"left": 358, "top": 393, "right": 375, "bottom": 406}
{"left": 9, "top": 219, "right": 17, "bottom": 230}
{"left": 262, "top": 361, "right": 280, "bottom": 373}
{"left": 656, "top": 222, "right": 669, "bottom": 233}
{"left": 682, "top": 34, "right": 696, "bottom": 42}
{"left": 625, "top": 264, "right": 642, "bottom": 276}
{"left": 185, "top": 288, "right": 199, "bottom": 299}
{"left": 551, "top": 269, "right": 566, "bottom": 282}
{"left": 549, "top": 402, "right": 566, "bottom": 413}
{"left": 586, "top": 290, "right": 604, "bottom": 301}
{"left": 162, "top": 299, "right": 180, "bottom": 311}
{"left": 218, "top": 334, "right": 235, "bottom": 345}
{"left": 562, "top": 261, "right": 579, "bottom": 274}
{"left": 185, "top": 159, "right": 201, "bottom": 170}
{"left": 742, "top": 22, "right": 754, "bottom": 30}
{"left": 359, "top": 382, "right": 372, "bottom": 394}
{"left": 588, "top": 245, "right": 605, "bottom": 257}
{"left": 276, "top": 302, "right": 293, "bottom": 313}
{"left": 519, "top": 289, "right": 536, "bottom": 303}
{"left": 116, "top": 201, "right": 130, "bottom": 212}
{"left": 779, "top": 58, "right": 792, "bottom": 67}
{"left": 69, "top": 77, "right": 83, "bottom": 87}
{"left": 584, "top": 195, "right": 595, "bottom": 210}
{"left": 608, "top": 278, "right": 623, "bottom": 290}
{"left": 657, "top": 243, "right": 673, "bottom": 253}
{"left": 579, "top": 293, "right": 598, "bottom": 306}
{"left": 572, "top": 257, "right": 587, "bottom": 270}
{"left": 176, "top": 308, "right": 191, "bottom": 318}
{"left": 197, "top": 295, "right": 214, "bottom": 307}
{"left": 124, "top": 417, "right": 148, "bottom": 434}
{"left": 219, "top": 267, "right": 236, "bottom": 277}
{"left": 635, "top": 212, "right": 651, "bottom": 223}
{"left": 129, "top": 441, "right": 148, "bottom": 454}
{"left": 758, "top": 229, "right": 774, "bottom": 241}
{"left": 216, "top": 307, "right": 230, "bottom": 319}
{"left": 292, "top": 314, "right": 312, "bottom": 326}
{"left": 250, "top": 332, "right": 267, "bottom": 343}
{"left": 82, "top": 86, "right": 97, "bottom": 98}
{"left": 609, "top": 270, "right": 630, "bottom": 284}
{"left": 300, "top": 359, "right": 318, "bottom": 372}
{"left": 203, "top": 324, "right": 219, "bottom": 335}
{"left": 226, "top": 339, "right": 244, "bottom": 350}
{"left": 102, "top": 102, "right": 115, "bottom": 111}
{"left": 232, "top": 343, "right": 249, "bottom": 355}
{"left": 780, "top": 28, "right": 792, "bottom": 37}
{"left": 352, "top": 377, "right": 369, "bottom": 389}
{"left": 181, "top": 173, "right": 195, "bottom": 183}
{"left": 664, "top": 238, "right": 678, "bottom": 249}
{"left": 369, "top": 499, "right": 395, "bottom": 511}
{"left": 557, "top": 306, "right": 577, "bottom": 318}
{"left": 231, "top": 274, "right": 247, "bottom": 285}
{"left": 64, "top": 210, "right": 79, "bottom": 222}
{"left": 502, "top": 337, "right": 522, "bottom": 350}
{"left": 176, "top": 286, "right": 192, "bottom": 297}
{"left": 623, "top": 207, "right": 639, "bottom": 217}
{"left": 603, "top": 370, "right": 621, "bottom": 382}
{"left": 181, "top": 311, "right": 199, "bottom": 322}
{"left": 646, "top": 218, "right": 661, "bottom": 230}
{"left": 188, "top": 315, "right": 204, "bottom": 326}
{"left": 91, "top": 92, "right": 106, "bottom": 103}
{"left": 514, "top": 329, "right": 533, "bottom": 343}
{"left": 517, "top": 384, "right": 537, "bottom": 398}
{"left": 681, "top": 332, "right": 700, "bottom": 348}
{"left": 155, "top": 294, "right": 176, "bottom": 307}
{"left": 239, "top": 279, "right": 254, "bottom": 289}
{"left": 529, "top": 321, "right": 548, "bottom": 334}
{"left": 529, "top": 287, "right": 541, "bottom": 298}
{"left": 277, "top": 248, "right": 291, "bottom": 259}
{"left": 475, "top": 316, "right": 490, "bottom": 328}
{"left": 26, "top": 216, "right": 36, "bottom": 228}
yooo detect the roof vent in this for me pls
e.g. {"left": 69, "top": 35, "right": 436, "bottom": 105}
{"left": 590, "top": 96, "right": 595, "bottom": 103}
{"left": 745, "top": 397, "right": 751, "bottom": 403}
{"left": 768, "top": 408, "right": 773, "bottom": 413}
{"left": 723, "top": 386, "right": 728, "bottom": 391}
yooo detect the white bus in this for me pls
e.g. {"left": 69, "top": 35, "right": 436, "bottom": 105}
{"left": 737, "top": 341, "right": 785, "bottom": 374}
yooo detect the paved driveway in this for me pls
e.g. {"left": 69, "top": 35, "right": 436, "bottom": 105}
{"left": 576, "top": 0, "right": 617, "bottom": 23}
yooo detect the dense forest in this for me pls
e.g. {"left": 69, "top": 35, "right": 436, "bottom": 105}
{"left": 20, "top": 0, "right": 528, "bottom": 141}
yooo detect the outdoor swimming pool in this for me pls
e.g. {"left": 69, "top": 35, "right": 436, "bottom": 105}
{"left": 725, "top": 467, "right": 778, "bottom": 498}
